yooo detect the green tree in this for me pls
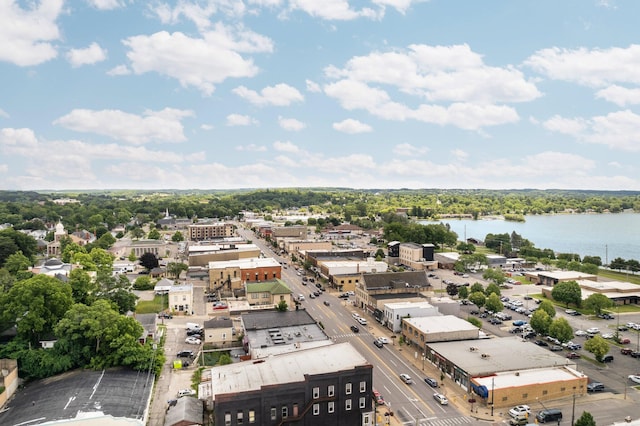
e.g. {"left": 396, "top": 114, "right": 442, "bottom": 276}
{"left": 148, "top": 228, "right": 161, "bottom": 240}
{"left": 128, "top": 250, "right": 137, "bottom": 262}
{"left": 0, "top": 268, "right": 16, "bottom": 292}
{"left": 446, "top": 282, "right": 459, "bottom": 297}
{"left": 580, "top": 263, "right": 599, "bottom": 275}
{"left": 458, "top": 286, "right": 469, "bottom": 300}
{"left": 95, "top": 232, "right": 116, "bottom": 249}
{"left": 468, "top": 291, "right": 486, "bottom": 309}
{"left": 470, "top": 283, "right": 484, "bottom": 294}
{"left": 3, "top": 250, "right": 31, "bottom": 274}
{"left": 551, "top": 280, "right": 582, "bottom": 308}
{"left": 167, "top": 262, "right": 188, "bottom": 279}
{"left": 133, "top": 275, "right": 154, "bottom": 290}
{"left": 218, "top": 353, "right": 233, "bottom": 365}
{"left": 276, "top": 300, "right": 288, "bottom": 312}
{"left": 482, "top": 268, "right": 506, "bottom": 286}
{"left": 130, "top": 227, "right": 145, "bottom": 239}
{"left": 538, "top": 300, "right": 556, "bottom": 318}
{"left": 484, "top": 293, "right": 503, "bottom": 313}
{"left": 467, "top": 317, "right": 482, "bottom": 328}
{"left": 549, "top": 317, "right": 573, "bottom": 343}
{"left": 530, "top": 310, "right": 552, "bottom": 336}
{"left": 1, "top": 275, "right": 73, "bottom": 344}
{"left": 139, "top": 252, "right": 159, "bottom": 270}
{"left": 485, "top": 283, "right": 501, "bottom": 297}
{"left": 574, "top": 411, "right": 596, "bottom": 426}
{"left": 584, "top": 335, "right": 609, "bottom": 362}
{"left": 171, "top": 231, "right": 184, "bottom": 242}
{"left": 583, "top": 293, "right": 614, "bottom": 315}
{"left": 68, "top": 268, "right": 97, "bottom": 305}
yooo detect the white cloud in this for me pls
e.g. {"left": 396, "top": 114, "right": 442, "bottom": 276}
{"left": 107, "top": 64, "right": 130, "bottom": 76}
{"left": 200, "top": 124, "right": 214, "bottom": 130}
{"left": 0, "top": 0, "right": 63, "bottom": 66}
{"left": 233, "top": 83, "right": 304, "bottom": 106}
{"left": 0, "top": 109, "right": 9, "bottom": 118}
{"left": 66, "top": 42, "right": 107, "bottom": 67}
{"left": 278, "top": 117, "right": 306, "bottom": 131}
{"left": 53, "top": 108, "right": 194, "bottom": 144}
{"left": 153, "top": 1, "right": 246, "bottom": 30}
{"left": 87, "top": 0, "right": 126, "bottom": 10}
{"left": 0, "top": 164, "right": 7, "bottom": 173}
{"left": 595, "top": 85, "right": 640, "bottom": 106}
{"left": 451, "top": 149, "right": 469, "bottom": 161}
{"left": 525, "top": 44, "right": 640, "bottom": 87}
{"left": 543, "top": 110, "right": 640, "bottom": 152}
{"left": 372, "top": 0, "right": 422, "bottom": 14}
{"left": 286, "top": 0, "right": 381, "bottom": 21}
{"left": 123, "top": 26, "right": 273, "bottom": 96}
{"left": 306, "top": 79, "right": 321, "bottom": 93}
{"left": 236, "top": 144, "right": 267, "bottom": 151}
{"left": 332, "top": 119, "right": 372, "bottom": 134}
{"left": 226, "top": 114, "right": 258, "bottom": 126}
{"left": 273, "top": 141, "right": 299, "bottom": 152}
{"left": 392, "top": 143, "right": 428, "bottom": 157}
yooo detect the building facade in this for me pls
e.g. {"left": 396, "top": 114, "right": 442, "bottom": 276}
{"left": 188, "top": 222, "right": 235, "bottom": 241}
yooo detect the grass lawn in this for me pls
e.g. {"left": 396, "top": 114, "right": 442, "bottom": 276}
{"left": 598, "top": 269, "right": 640, "bottom": 285}
{"left": 136, "top": 294, "right": 167, "bottom": 314}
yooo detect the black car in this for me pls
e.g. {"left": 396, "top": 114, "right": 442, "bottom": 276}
{"left": 489, "top": 318, "right": 502, "bottom": 325}
{"left": 350, "top": 325, "right": 360, "bottom": 333}
{"left": 373, "top": 339, "right": 384, "bottom": 348}
{"left": 187, "top": 329, "right": 204, "bottom": 336}
{"left": 158, "top": 312, "right": 173, "bottom": 319}
{"left": 534, "top": 340, "right": 548, "bottom": 346}
{"left": 323, "top": 300, "right": 330, "bottom": 306}
{"left": 587, "top": 382, "right": 605, "bottom": 392}
{"left": 424, "top": 377, "right": 438, "bottom": 388}
{"left": 177, "top": 350, "right": 195, "bottom": 358}
{"left": 523, "top": 331, "right": 537, "bottom": 339}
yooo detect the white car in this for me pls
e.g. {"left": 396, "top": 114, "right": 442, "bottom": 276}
{"left": 575, "top": 330, "right": 587, "bottom": 337}
{"left": 602, "top": 333, "right": 614, "bottom": 339}
{"left": 185, "top": 336, "right": 202, "bottom": 345}
{"left": 586, "top": 327, "right": 600, "bottom": 334}
{"left": 399, "top": 373, "right": 413, "bottom": 384}
{"left": 433, "top": 393, "right": 448, "bottom": 405}
{"left": 509, "top": 404, "right": 531, "bottom": 418}
{"left": 177, "top": 388, "right": 196, "bottom": 397}
{"left": 377, "top": 337, "right": 389, "bottom": 344}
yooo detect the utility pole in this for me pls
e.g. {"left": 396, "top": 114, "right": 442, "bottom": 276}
{"left": 571, "top": 392, "right": 575, "bottom": 426}
{"left": 490, "top": 377, "right": 495, "bottom": 416}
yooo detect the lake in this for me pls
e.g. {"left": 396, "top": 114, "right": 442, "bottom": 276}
{"left": 419, "top": 213, "right": 640, "bottom": 262}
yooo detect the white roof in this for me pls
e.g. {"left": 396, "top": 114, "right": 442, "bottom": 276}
{"left": 385, "top": 301, "right": 435, "bottom": 309}
{"left": 208, "top": 257, "right": 280, "bottom": 269}
{"left": 210, "top": 342, "right": 368, "bottom": 398}
{"left": 189, "top": 242, "right": 256, "bottom": 253}
{"left": 474, "top": 366, "right": 586, "bottom": 390}
{"left": 404, "top": 315, "right": 477, "bottom": 333}
{"left": 538, "top": 270, "right": 596, "bottom": 280}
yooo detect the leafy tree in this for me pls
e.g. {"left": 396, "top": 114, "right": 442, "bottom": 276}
{"left": 538, "top": 300, "right": 556, "bottom": 318}
{"left": 1, "top": 275, "right": 73, "bottom": 344}
{"left": 139, "top": 252, "right": 159, "bottom": 270}
{"left": 148, "top": 228, "right": 161, "bottom": 240}
{"left": 456, "top": 242, "right": 475, "bottom": 254}
{"left": 171, "top": 231, "right": 184, "bottom": 242}
{"left": 0, "top": 228, "right": 37, "bottom": 263}
{"left": 167, "top": 262, "right": 188, "bottom": 279}
{"left": 470, "top": 283, "right": 484, "bottom": 294}
{"left": 218, "top": 353, "right": 233, "bottom": 365}
{"left": 484, "top": 293, "right": 503, "bottom": 313}
{"left": 555, "top": 259, "right": 568, "bottom": 270}
{"left": 574, "top": 411, "right": 596, "bottom": 426}
{"left": 583, "top": 293, "right": 614, "bottom": 315}
{"left": 485, "top": 283, "right": 501, "bottom": 297}
{"left": 458, "top": 286, "right": 469, "bottom": 300}
{"left": 68, "top": 268, "right": 97, "bottom": 305}
{"left": 468, "top": 291, "right": 486, "bottom": 309}
{"left": 580, "top": 263, "right": 599, "bottom": 274}
{"left": 61, "top": 241, "right": 87, "bottom": 263}
{"left": 133, "top": 275, "right": 154, "bottom": 290}
{"left": 446, "top": 282, "right": 459, "bottom": 297}
{"left": 530, "top": 310, "right": 552, "bottom": 336}
{"left": 582, "top": 256, "right": 602, "bottom": 266}
{"left": 94, "top": 232, "right": 116, "bottom": 249}
{"left": 551, "top": 280, "right": 582, "bottom": 308}
{"left": 0, "top": 268, "right": 16, "bottom": 292}
{"left": 128, "top": 250, "right": 137, "bottom": 262}
{"left": 584, "top": 335, "right": 609, "bottom": 362}
{"left": 130, "top": 227, "right": 145, "bottom": 239}
{"left": 549, "top": 317, "right": 573, "bottom": 343}
{"left": 482, "top": 268, "right": 506, "bottom": 286}
{"left": 275, "top": 300, "right": 288, "bottom": 312}
{"left": 4, "top": 250, "right": 31, "bottom": 274}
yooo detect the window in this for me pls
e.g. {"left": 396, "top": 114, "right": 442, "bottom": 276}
{"left": 313, "top": 387, "right": 320, "bottom": 399}
{"left": 271, "top": 408, "right": 277, "bottom": 421}
{"left": 363, "top": 413, "right": 371, "bottom": 425}
{"left": 345, "top": 399, "right": 352, "bottom": 411}
{"left": 249, "top": 410, "right": 255, "bottom": 423}
{"left": 346, "top": 383, "right": 352, "bottom": 394}
{"left": 237, "top": 411, "right": 243, "bottom": 424}
{"left": 264, "top": 273, "right": 268, "bottom": 280}
{"left": 359, "top": 381, "right": 366, "bottom": 392}
{"left": 328, "top": 385, "right": 335, "bottom": 397}
{"left": 542, "top": 390, "right": 548, "bottom": 395}
{"left": 313, "top": 404, "right": 320, "bottom": 415}
{"left": 522, "top": 393, "right": 528, "bottom": 399}
{"left": 225, "top": 412, "right": 231, "bottom": 426}
{"left": 328, "top": 401, "right": 335, "bottom": 413}
{"left": 282, "top": 406, "right": 288, "bottom": 418}
{"left": 560, "top": 387, "right": 566, "bottom": 392}
{"left": 359, "top": 397, "right": 366, "bottom": 408}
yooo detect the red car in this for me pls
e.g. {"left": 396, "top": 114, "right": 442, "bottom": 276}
{"left": 566, "top": 352, "right": 580, "bottom": 359}
{"left": 372, "top": 390, "right": 385, "bottom": 405}
{"left": 620, "top": 338, "right": 631, "bottom": 344}
{"left": 621, "top": 348, "right": 633, "bottom": 355}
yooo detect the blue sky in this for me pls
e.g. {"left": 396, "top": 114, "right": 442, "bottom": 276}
{"left": 1, "top": 0, "right": 640, "bottom": 191}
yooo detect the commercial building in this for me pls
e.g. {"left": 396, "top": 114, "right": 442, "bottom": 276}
{"left": 245, "top": 279, "right": 293, "bottom": 309}
{"left": 188, "top": 222, "right": 235, "bottom": 241}
{"left": 188, "top": 243, "right": 261, "bottom": 267}
{"left": 383, "top": 301, "right": 440, "bottom": 333}
{"left": 204, "top": 342, "right": 374, "bottom": 426}
{"left": 402, "top": 315, "right": 480, "bottom": 347}
{"left": 398, "top": 242, "right": 437, "bottom": 270}
{"left": 355, "top": 271, "right": 431, "bottom": 315}
{"left": 534, "top": 271, "right": 598, "bottom": 286}
{"left": 208, "top": 257, "right": 281, "bottom": 294}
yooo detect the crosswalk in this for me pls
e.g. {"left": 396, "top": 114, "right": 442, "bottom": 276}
{"left": 402, "top": 416, "right": 473, "bottom": 426}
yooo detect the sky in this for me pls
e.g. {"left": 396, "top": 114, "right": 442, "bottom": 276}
{"left": 1, "top": 0, "right": 640, "bottom": 191}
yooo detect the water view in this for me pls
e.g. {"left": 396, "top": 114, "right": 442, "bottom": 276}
{"left": 420, "top": 212, "right": 640, "bottom": 262}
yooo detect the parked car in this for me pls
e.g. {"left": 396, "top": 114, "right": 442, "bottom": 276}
{"left": 620, "top": 338, "right": 631, "bottom": 344}
{"left": 603, "top": 355, "right": 614, "bottom": 363}
{"left": 177, "top": 389, "right": 196, "bottom": 398}
{"left": 621, "top": 348, "right": 633, "bottom": 355}
{"left": 549, "top": 345, "right": 563, "bottom": 352}
{"left": 513, "top": 320, "right": 527, "bottom": 327}
{"left": 586, "top": 327, "right": 600, "bottom": 334}
{"left": 424, "top": 377, "right": 438, "bottom": 388}
{"left": 185, "top": 337, "right": 202, "bottom": 345}
{"left": 566, "top": 352, "right": 580, "bottom": 359}
{"left": 534, "top": 340, "right": 548, "bottom": 346}
{"left": 399, "top": 373, "right": 413, "bottom": 384}
{"left": 433, "top": 393, "right": 448, "bottom": 405}
{"left": 177, "top": 350, "right": 195, "bottom": 358}
{"left": 158, "top": 312, "right": 173, "bottom": 319}
{"left": 509, "top": 405, "right": 531, "bottom": 418}
{"left": 372, "top": 390, "right": 385, "bottom": 405}
{"left": 587, "top": 382, "right": 604, "bottom": 392}
{"left": 575, "top": 330, "right": 588, "bottom": 336}
{"left": 373, "top": 339, "right": 384, "bottom": 348}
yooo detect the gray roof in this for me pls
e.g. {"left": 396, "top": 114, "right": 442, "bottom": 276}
{"left": 242, "top": 310, "right": 317, "bottom": 331}
{"left": 428, "top": 336, "right": 573, "bottom": 377}
{"left": 204, "top": 317, "right": 233, "bottom": 329}
{"left": 362, "top": 271, "right": 430, "bottom": 290}
{"left": 164, "top": 396, "right": 203, "bottom": 426}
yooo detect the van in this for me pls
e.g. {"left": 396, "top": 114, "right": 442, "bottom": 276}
{"left": 186, "top": 322, "right": 201, "bottom": 331}
{"left": 536, "top": 409, "right": 562, "bottom": 423}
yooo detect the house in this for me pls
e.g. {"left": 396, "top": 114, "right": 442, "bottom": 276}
{"left": 0, "top": 359, "right": 19, "bottom": 410}
{"left": 164, "top": 396, "right": 204, "bottom": 426}
{"left": 203, "top": 317, "right": 234, "bottom": 348}
{"left": 135, "top": 313, "right": 158, "bottom": 344}
{"left": 169, "top": 283, "right": 194, "bottom": 314}
{"left": 245, "top": 279, "right": 293, "bottom": 309}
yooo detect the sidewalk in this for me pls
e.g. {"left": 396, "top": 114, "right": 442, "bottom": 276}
{"left": 367, "top": 320, "right": 500, "bottom": 426}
